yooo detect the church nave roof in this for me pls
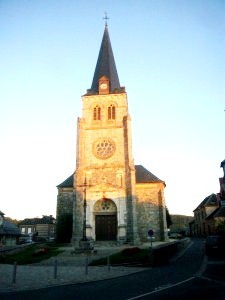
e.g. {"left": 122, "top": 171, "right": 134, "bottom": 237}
{"left": 57, "top": 165, "right": 165, "bottom": 188}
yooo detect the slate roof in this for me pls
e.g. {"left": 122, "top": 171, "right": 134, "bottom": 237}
{"left": 0, "top": 221, "right": 20, "bottom": 236}
{"left": 193, "top": 193, "right": 218, "bottom": 211}
{"left": 18, "top": 215, "right": 55, "bottom": 226}
{"left": 221, "top": 159, "right": 225, "bottom": 168}
{"left": 57, "top": 166, "right": 165, "bottom": 188}
{"left": 57, "top": 174, "right": 74, "bottom": 188}
{"left": 135, "top": 165, "right": 165, "bottom": 185}
{"left": 87, "top": 25, "right": 123, "bottom": 94}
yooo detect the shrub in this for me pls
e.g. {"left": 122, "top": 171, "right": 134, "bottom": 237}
{"left": 121, "top": 247, "right": 141, "bottom": 256}
{"left": 32, "top": 247, "right": 49, "bottom": 256}
{"left": 151, "top": 243, "right": 178, "bottom": 266}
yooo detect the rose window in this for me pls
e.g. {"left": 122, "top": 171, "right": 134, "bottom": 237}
{"left": 93, "top": 138, "right": 115, "bottom": 159}
{"left": 101, "top": 201, "right": 111, "bottom": 210}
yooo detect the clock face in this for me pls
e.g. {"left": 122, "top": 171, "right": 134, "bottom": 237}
{"left": 92, "top": 138, "right": 116, "bottom": 159}
{"left": 100, "top": 83, "right": 108, "bottom": 89}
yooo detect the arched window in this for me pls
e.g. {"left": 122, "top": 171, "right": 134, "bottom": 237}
{"left": 93, "top": 105, "right": 101, "bottom": 120}
{"left": 108, "top": 104, "right": 115, "bottom": 120}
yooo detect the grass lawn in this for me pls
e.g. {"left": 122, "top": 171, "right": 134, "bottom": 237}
{"left": 89, "top": 247, "right": 151, "bottom": 266}
{"left": 0, "top": 243, "right": 64, "bottom": 265}
{"left": 90, "top": 243, "right": 181, "bottom": 267}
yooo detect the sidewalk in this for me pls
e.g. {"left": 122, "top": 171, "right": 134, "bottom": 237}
{"left": 0, "top": 240, "right": 189, "bottom": 293}
{"left": 202, "top": 256, "right": 225, "bottom": 282}
{"left": 0, "top": 243, "right": 151, "bottom": 293}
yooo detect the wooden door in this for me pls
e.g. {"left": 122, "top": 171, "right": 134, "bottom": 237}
{"left": 95, "top": 215, "right": 117, "bottom": 241}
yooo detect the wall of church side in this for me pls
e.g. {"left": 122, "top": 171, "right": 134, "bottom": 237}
{"left": 136, "top": 183, "right": 168, "bottom": 242}
{"left": 76, "top": 117, "right": 85, "bottom": 168}
{"left": 56, "top": 188, "right": 74, "bottom": 218}
{"left": 123, "top": 114, "right": 135, "bottom": 169}
{"left": 158, "top": 188, "right": 168, "bottom": 241}
{"left": 57, "top": 188, "right": 74, "bottom": 243}
{"left": 123, "top": 115, "right": 140, "bottom": 244}
{"left": 71, "top": 168, "right": 86, "bottom": 246}
{"left": 72, "top": 187, "right": 84, "bottom": 246}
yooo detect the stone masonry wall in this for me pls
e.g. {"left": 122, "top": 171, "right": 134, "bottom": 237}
{"left": 136, "top": 183, "right": 167, "bottom": 242}
{"left": 56, "top": 188, "right": 74, "bottom": 218}
{"left": 73, "top": 91, "right": 137, "bottom": 244}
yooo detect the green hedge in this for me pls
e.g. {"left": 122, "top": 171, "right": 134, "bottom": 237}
{"left": 150, "top": 243, "right": 178, "bottom": 266}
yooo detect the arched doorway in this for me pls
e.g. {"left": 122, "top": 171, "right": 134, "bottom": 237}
{"left": 94, "top": 198, "right": 117, "bottom": 241}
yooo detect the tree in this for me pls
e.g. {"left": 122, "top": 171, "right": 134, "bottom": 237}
{"left": 166, "top": 206, "right": 172, "bottom": 228}
{"left": 5, "top": 217, "right": 19, "bottom": 225}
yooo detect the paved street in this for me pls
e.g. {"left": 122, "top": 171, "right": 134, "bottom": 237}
{"left": 0, "top": 239, "right": 225, "bottom": 300}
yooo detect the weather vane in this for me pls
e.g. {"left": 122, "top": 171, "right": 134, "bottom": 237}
{"left": 103, "top": 12, "right": 109, "bottom": 26}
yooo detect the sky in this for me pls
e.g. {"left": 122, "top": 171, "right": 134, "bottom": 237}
{"left": 0, "top": 0, "right": 224, "bottom": 220}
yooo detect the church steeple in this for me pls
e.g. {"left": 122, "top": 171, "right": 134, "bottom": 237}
{"left": 87, "top": 24, "right": 124, "bottom": 95}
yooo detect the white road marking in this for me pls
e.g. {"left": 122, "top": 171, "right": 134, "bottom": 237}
{"left": 126, "top": 277, "right": 195, "bottom": 300}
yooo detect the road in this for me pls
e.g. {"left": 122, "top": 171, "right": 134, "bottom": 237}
{"left": 1, "top": 238, "right": 225, "bottom": 300}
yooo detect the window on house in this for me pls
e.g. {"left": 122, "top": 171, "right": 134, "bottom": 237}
{"left": 93, "top": 105, "right": 101, "bottom": 120}
{"left": 28, "top": 227, "right": 32, "bottom": 234}
{"left": 108, "top": 104, "right": 115, "bottom": 120}
{"left": 21, "top": 227, "right": 25, "bottom": 234}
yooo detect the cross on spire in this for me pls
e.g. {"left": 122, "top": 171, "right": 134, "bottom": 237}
{"left": 103, "top": 12, "right": 109, "bottom": 26}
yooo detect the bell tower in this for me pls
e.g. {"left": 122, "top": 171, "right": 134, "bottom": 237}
{"left": 72, "top": 23, "right": 140, "bottom": 246}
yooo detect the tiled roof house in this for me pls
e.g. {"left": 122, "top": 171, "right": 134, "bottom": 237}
{"left": 191, "top": 160, "right": 225, "bottom": 236}
{"left": 18, "top": 215, "right": 56, "bottom": 241}
{"left": 0, "top": 211, "right": 20, "bottom": 247}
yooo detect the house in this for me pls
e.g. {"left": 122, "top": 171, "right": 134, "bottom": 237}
{"left": 0, "top": 211, "right": 20, "bottom": 247}
{"left": 18, "top": 215, "right": 56, "bottom": 241}
{"left": 192, "top": 193, "right": 220, "bottom": 236}
{"left": 191, "top": 160, "right": 225, "bottom": 236}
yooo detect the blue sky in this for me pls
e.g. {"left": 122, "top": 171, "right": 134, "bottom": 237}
{"left": 0, "top": 0, "right": 224, "bottom": 220}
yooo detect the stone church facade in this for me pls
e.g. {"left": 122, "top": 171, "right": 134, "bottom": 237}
{"left": 57, "top": 24, "right": 168, "bottom": 246}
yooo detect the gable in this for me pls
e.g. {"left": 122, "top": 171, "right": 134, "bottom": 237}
{"left": 193, "top": 193, "right": 218, "bottom": 212}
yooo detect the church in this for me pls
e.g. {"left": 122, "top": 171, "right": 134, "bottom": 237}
{"left": 56, "top": 22, "right": 168, "bottom": 246}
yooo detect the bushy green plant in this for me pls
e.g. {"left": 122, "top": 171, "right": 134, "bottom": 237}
{"left": 0, "top": 244, "right": 63, "bottom": 264}
{"left": 121, "top": 247, "right": 141, "bottom": 256}
{"left": 90, "top": 248, "right": 150, "bottom": 266}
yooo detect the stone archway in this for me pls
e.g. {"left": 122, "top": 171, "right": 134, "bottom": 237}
{"left": 93, "top": 198, "right": 117, "bottom": 241}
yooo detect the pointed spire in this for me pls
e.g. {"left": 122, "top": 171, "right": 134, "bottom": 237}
{"left": 88, "top": 23, "right": 123, "bottom": 94}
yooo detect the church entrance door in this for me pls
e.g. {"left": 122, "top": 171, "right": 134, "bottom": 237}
{"left": 94, "top": 199, "right": 117, "bottom": 241}
{"left": 95, "top": 215, "right": 117, "bottom": 241}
